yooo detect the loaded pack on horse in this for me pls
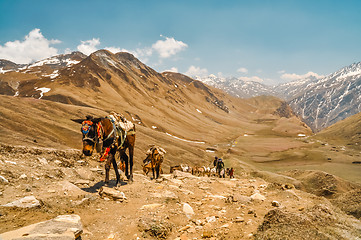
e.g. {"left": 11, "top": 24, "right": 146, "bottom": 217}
{"left": 72, "top": 112, "right": 135, "bottom": 185}
{"left": 142, "top": 145, "right": 166, "bottom": 179}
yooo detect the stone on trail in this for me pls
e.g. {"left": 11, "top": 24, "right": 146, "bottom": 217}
{"left": 38, "top": 157, "right": 48, "bottom": 165}
{"left": 251, "top": 192, "right": 266, "bottom": 201}
{"left": 272, "top": 200, "right": 281, "bottom": 207}
{"left": 0, "top": 175, "right": 9, "bottom": 183}
{"left": 2, "top": 196, "right": 41, "bottom": 208}
{"left": 140, "top": 203, "right": 163, "bottom": 210}
{"left": 73, "top": 179, "right": 90, "bottom": 185}
{"left": 183, "top": 203, "right": 194, "bottom": 218}
{"left": 206, "top": 216, "right": 217, "bottom": 223}
{"left": 19, "top": 174, "right": 27, "bottom": 179}
{"left": 59, "top": 180, "right": 86, "bottom": 197}
{"left": 233, "top": 216, "right": 245, "bottom": 223}
{"left": 173, "top": 170, "right": 197, "bottom": 179}
{"left": 99, "top": 186, "right": 126, "bottom": 201}
{"left": 230, "top": 194, "right": 252, "bottom": 204}
{"left": 151, "top": 190, "right": 178, "bottom": 200}
{"left": 0, "top": 214, "right": 83, "bottom": 240}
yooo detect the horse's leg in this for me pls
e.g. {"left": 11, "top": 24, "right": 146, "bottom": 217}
{"left": 156, "top": 164, "right": 160, "bottom": 179}
{"left": 151, "top": 161, "right": 156, "bottom": 180}
{"left": 128, "top": 144, "right": 134, "bottom": 182}
{"left": 105, "top": 154, "right": 112, "bottom": 184}
{"left": 121, "top": 151, "right": 129, "bottom": 179}
{"left": 111, "top": 153, "right": 121, "bottom": 186}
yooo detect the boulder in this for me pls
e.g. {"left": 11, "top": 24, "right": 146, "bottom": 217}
{"left": 0, "top": 214, "right": 82, "bottom": 240}
{"left": 2, "top": 196, "right": 41, "bottom": 208}
{"left": 183, "top": 203, "right": 194, "bottom": 218}
{"left": 59, "top": 180, "right": 86, "bottom": 197}
{"left": 251, "top": 193, "right": 266, "bottom": 202}
{"left": 99, "top": 186, "right": 126, "bottom": 201}
{"left": 272, "top": 200, "right": 280, "bottom": 207}
{"left": 151, "top": 190, "right": 178, "bottom": 200}
{"left": 232, "top": 194, "right": 252, "bottom": 204}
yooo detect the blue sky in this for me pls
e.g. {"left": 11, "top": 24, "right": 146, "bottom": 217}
{"left": 0, "top": 0, "right": 360, "bottom": 85}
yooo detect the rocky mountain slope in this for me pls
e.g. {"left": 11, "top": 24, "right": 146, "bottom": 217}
{"left": 315, "top": 111, "right": 361, "bottom": 149}
{"left": 196, "top": 75, "right": 276, "bottom": 99}
{"left": 196, "top": 62, "right": 361, "bottom": 132}
{"left": 287, "top": 62, "right": 361, "bottom": 131}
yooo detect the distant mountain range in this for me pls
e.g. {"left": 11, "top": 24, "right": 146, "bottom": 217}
{"left": 1, "top": 51, "right": 360, "bottom": 132}
{"left": 196, "top": 62, "right": 361, "bottom": 131}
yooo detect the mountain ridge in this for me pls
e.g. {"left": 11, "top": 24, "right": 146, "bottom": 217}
{"left": 196, "top": 62, "right": 361, "bottom": 131}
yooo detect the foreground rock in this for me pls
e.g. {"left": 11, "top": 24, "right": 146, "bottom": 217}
{"left": 99, "top": 186, "right": 127, "bottom": 201}
{"left": 254, "top": 205, "right": 361, "bottom": 240}
{"left": 0, "top": 215, "right": 83, "bottom": 240}
{"left": 2, "top": 196, "right": 41, "bottom": 208}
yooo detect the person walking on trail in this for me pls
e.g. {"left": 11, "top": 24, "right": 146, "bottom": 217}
{"left": 229, "top": 167, "right": 234, "bottom": 178}
{"left": 216, "top": 158, "right": 225, "bottom": 178}
{"left": 213, "top": 156, "right": 218, "bottom": 167}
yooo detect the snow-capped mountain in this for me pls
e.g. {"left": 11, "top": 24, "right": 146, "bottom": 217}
{"left": 0, "top": 60, "right": 25, "bottom": 73}
{"left": 196, "top": 62, "right": 361, "bottom": 132}
{"left": 196, "top": 74, "right": 276, "bottom": 98}
{"left": 273, "top": 75, "right": 322, "bottom": 101}
{"left": 288, "top": 62, "right": 361, "bottom": 131}
{"left": 0, "top": 51, "right": 86, "bottom": 75}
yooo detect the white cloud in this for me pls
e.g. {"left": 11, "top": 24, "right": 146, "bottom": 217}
{"left": 152, "top": 35, "right": 188, "bottom": 58}
{"left": 238, "top": 76, "right": 264, "bottom": 83}
{"left": 237, "top": 67, "right": 248, "bottom": 74}
{"left": 280, "top": 71, "right": 324, "bottom": 81}
{"left": 75, "top": 35, "right": 187, "bottom": 65}
{"left": 77, "top": 38, "right": 100, "bottom": 55}
{"left": 185, "top": 65, "right": 208, "bottom": 77}
{"left": 105, "top": 46, "right": 122, "bottom": 53}
{"left": 164, "top": 67, "right": 178, "bottom": 73}
{"left": 0, "top": 28, "right": 61, "bottom": 64}
{"left": 64, "top": 48, "right": 72, "bottom": 54}
{"left": 277, "top": 70, "right": 286, "bottom": 74}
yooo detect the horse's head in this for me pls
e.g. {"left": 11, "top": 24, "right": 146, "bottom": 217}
{"left": 72, "top": 115, "right": 102, "bottom": 156}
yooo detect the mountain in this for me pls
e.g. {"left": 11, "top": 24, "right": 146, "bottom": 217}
{"left": 315, "top": 111, "right": 361, "bottom": 148}
{"left": 0, "top": 49, "right": 310, "bottom": 165}
{"left": 0, "top": 51, "right": 87, "bottom": 96}
{"left": 197, "top": 62, "right": 361, "bottom": 132}
{"left": 287, "top": 62, "right": 361, "bottom": 131}
{"left": 0, "top": 59, "right": 25, "bottom": 73}
{"left": 273, "top": 75, "right": 322, "bottom": 101}
{"left": 196, "top": 74, "right": 276, "bottom": 98}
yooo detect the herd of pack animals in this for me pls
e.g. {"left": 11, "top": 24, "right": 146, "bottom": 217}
{"left": 72, "top": 112, "right": 234, "bottom": 185}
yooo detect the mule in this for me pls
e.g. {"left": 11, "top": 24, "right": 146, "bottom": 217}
{"left": 143, "top": 145, "right": 166, "bottom": 179}
{"left": 72, "top": 114, "right": 136, "bottom": 185}
{"left": 142, "top": 161, "right": 163, "bottom": 176}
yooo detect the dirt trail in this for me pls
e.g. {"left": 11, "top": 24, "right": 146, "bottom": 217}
{"left": 1, "top": 144, "right": 361, "bottom": 239}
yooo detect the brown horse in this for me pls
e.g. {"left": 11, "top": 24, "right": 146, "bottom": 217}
{"left": 72, "top": 114, "right": 135, "bottom": 185}
{"left": 143, "top": 145, "right": 166, "bottom": 179}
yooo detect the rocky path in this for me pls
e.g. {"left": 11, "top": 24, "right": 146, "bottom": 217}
{"left": 0, "top": 144, "right": 361, "bottom": 239}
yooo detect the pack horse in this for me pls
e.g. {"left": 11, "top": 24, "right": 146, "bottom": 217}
{"left": 72, "top": 112, "right": 136, "bottom": 185}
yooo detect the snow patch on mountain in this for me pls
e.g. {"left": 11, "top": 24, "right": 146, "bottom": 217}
{"left": 35, "top": 87, "right": 51, "bottom": 99}
{"left": 195, "top": 75, "right": 275, "bottom": 98}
